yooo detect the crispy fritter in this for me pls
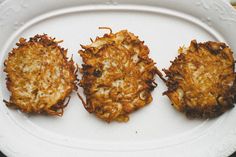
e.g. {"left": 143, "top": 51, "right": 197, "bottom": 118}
{"left": 79, "top": 29, "right": 157, "bottom": 122}
{"left": 163, "top": 40, "right": 236, "bottom": 118}
{"left": 4, "top": 34, "right": 77, "bottom": 116}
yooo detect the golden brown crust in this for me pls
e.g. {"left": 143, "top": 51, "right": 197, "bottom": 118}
{"left": 79, "top": 29, "right": 157, "bottom": 122}
{"left": 4, "top": 34, "right": 77, "bottom": 116}
{"left": 163, "top": 40, "right": 236, "bottom": 119}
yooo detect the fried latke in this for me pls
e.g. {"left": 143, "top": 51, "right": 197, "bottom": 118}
{"left": 79, "top": 29, "right": 158, "bottom": 122}
{"left": 4, "top": 34, "right": 77, "bottom": 116}
{"left": 163, "top": 40, "right": 236, "bottom": 118}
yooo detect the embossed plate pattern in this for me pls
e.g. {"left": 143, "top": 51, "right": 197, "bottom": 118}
{"left": 0, "top": 0, "right": 236, "bottom": 157}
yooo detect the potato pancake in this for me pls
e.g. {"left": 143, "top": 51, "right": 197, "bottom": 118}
{"left": 163, "top": 40, "right": 236, "bottom": 118}
{"left": 79, "top": 29, "right": 158, "bottom": 122}
{"left": 4, "top": 34, "right": 77, "bottom": 116}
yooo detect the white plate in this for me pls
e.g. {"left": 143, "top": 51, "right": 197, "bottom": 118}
{"left": 0, "top": 0, "right": 236, "bottom": 157}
